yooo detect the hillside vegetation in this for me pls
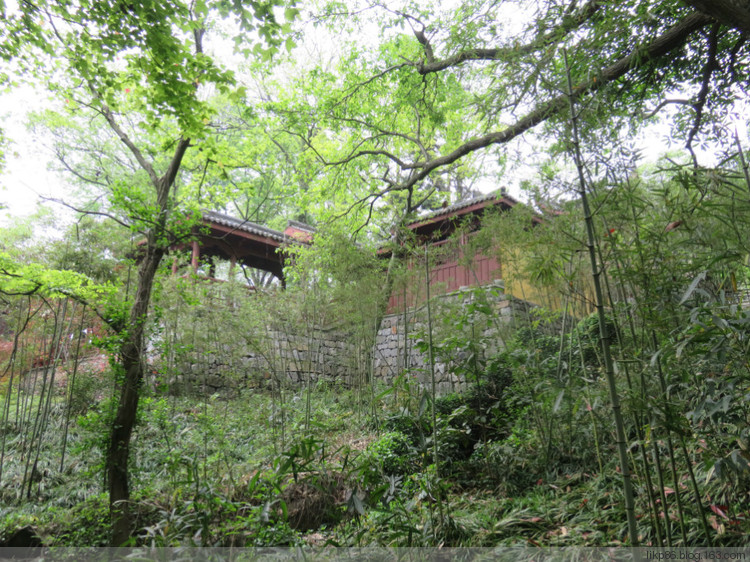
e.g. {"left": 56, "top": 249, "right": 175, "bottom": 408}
{"left": 2, "top": 0, "right": 750, "bottom": 548}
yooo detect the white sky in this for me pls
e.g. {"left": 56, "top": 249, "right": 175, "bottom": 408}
{"left": 0, "top": 86, "right": 65, "bottom": 224}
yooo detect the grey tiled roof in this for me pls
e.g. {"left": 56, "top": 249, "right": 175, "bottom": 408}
{"left": 202, "top": 210, "right": 287, "bottom": 242}
{"left": 286, "top": 219, "right": 316, "bottom": 233}
{"left": 407, "top": 190, "right": 517, "bottom": 226}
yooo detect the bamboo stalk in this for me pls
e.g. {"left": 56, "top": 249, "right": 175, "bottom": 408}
{"left": 29, "top": 298, "right": 71, "bottom": 498}
{"left": 563, "top": 48, "right": 639, "bottom": 546}
{"left": 601, "top": 242, "right": 664, "bottom": 546}
{"left": 650, "top": 333, "right": 689, "bottom": 544}
{"left": 621, "top": 173, "right": 689, "bottom": 545}
{"left": 0, "top": 298, "right": 36, "bottom": 486}
{"left": 679, "top": 434, "right": 713, "bottom": 545}
{"left": 650, "top": 422, "right": 673, "bottom": 546}
{"left": 424, "top": 245, "right": 444, "bottom": 532}
{"left": 734, "top": 126, "right": 750, "bottom": 198}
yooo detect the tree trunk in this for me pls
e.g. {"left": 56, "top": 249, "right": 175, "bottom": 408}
{"left": 107, "top": 237, "right": 164, "bottom": 546}
{"left": 102, "top": 137, "right": 188, "bottom": 546}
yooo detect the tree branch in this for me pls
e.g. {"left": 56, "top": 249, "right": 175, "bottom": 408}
{"left": 681, "top": 0, "right": 750, "bottom": 34}
{"left": 160, "top": 138, "right": 192, "bottom": 198}
{"left": 728, "top": 32, "right": 748, "bottom": 81}
{"left": 54, "top": 150, "right": 111, "bottom": 188}
{"left": 332, "top": 115, "right": 430, "bottom": 158}
{"left": 414, "top": 0, "right": 603, "bottom": 75}
{"left": 96, "top": 101, "right": 160, "bottom": 185}
{"left": 281, "top": 125, "right": 419, "bottom": 170}
{"left": 41, "top": 196, "right": 134, "bottom": 230}
{"left": 397, "top": 11, "right": 713, "bottom": 191}
{"left": 334, "top": 63, "right": 409, "bottom": 107}
{"left": 686, "top": 22, "right": 721, "bottom": 162}
{"left": 642, "top": 98, "right": 694, "bottom": 119}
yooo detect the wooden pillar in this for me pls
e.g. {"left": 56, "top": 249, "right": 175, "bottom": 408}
{"left": 228, "top": 255, "right": 237, "bottom": 280}
{"left": 191, "top": 240, "right": 200, "bottom": 273}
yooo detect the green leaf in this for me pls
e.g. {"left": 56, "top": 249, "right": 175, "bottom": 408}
{"left": 284, "top": 7, "right": 300, "bottom": 22}
{"left": 679, "top": 271, "right": 707, "bottom": 306}
{"left": 553, "top": 389, "right": 565, "bottom": 413}
{"left": 347, "top": 490, "right": 365, "bottom": 515}
{"left": 418, "top": 392, "right": 429, "bottom": 417}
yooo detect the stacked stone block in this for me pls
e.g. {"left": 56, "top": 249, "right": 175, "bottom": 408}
{"left": 372, "top": 282, "right": 536, "bottom": 393}
{"left": 165, "top": 282, "right": 537, "bottom": 396}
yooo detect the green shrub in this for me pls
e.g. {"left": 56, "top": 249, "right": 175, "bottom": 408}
{"left": 379, "top": 352, "right": 522, "bottom": 481}
{"left": 49, "top": 494, "right": 110, "bottom": 546}
{"left": 381, "top": 408, "right": 428, "bottom": 442}
{"left": 366, "top": 431, "right": 414, "bottom": 476}
{"left": 513, "top": 326, "right": 560, "bottom": 357}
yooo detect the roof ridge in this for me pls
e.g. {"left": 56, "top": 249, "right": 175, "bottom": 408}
{"left": 406, "top": 189, "right": 514, "bottom": 226}
{"left": 286, "top": 219, "right": 316, "bottom": 232}
{"left": 201, "top": 210, "right": 287, "bottom": 242}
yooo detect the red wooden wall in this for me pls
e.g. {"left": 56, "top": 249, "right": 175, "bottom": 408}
{"left": 386, "top": 242, "right": 501, "bottom": 314}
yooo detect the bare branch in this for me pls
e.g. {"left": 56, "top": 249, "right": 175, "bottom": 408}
{"left": 333, "top": 63, "right": 409, "bottom": 108}
{"left": 41, "top": 196, "right": 134, "bottom": 230}
{"left": 281, "top": 125, "right": 419, "bottom": 170}
{"left": 333, "top": 184, "right": 394, "bottom": 223}
{"left": 417, "top": 48, "right": 512, "bottom": 75}
{"left": 410, "top": 186, "right": 438, "bottom": 212}
{"left": 413, "top": 27, "right": 434, "bottom": 64}
{"left": 54, "top": 150, "right": 110, "bottom": 188}
{"left": 332, "top": 149, "right": 416, "bottom": 169}
{"left": 333, "top": 115, "right": 430, "bottom": 158}
{"left": 642, "top": 98, "right": 694, "bottom": 119}
{"left": 352, "top": 191, "right": 381, "bottom": 237}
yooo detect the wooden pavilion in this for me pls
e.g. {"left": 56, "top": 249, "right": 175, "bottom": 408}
{"left": 174, "top": 211, "right": 314, "bottom": 286}
{"left": 385, "top": 191, "right": 543, "bottom": 313}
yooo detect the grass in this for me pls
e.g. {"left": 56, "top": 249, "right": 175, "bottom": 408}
{"left": 0, "top": 381, "right": 374, "bottom": 546}
{"left": 1, "top": 374, "right": 749, "bottom": 548}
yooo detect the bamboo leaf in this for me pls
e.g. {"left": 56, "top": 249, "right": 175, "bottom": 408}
{"left": 418, "top": 392, "right": 429, "bottom": 417}
{"left": 649, "top": 349, "right": 662, "bottom": 368}
{"left": 553, "top": 389, "right": 565, "bottom": 413}
{"left": 679, "top": 271, "right": 707, "bottom": 305}
{"left": 347, "top": 490, "right": 365, "bottom": 515}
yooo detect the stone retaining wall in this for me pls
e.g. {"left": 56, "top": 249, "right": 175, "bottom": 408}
{"left": 164, "top": 282, "right": 538, "bottom": 396}
{"left": 373, "top": 283, "right": 537, "bottom": 394}
{"left": 162, "top": 326, "right": 355, "bottom": 395}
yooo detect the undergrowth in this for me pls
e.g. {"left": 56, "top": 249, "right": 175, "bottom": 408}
{"left": 1, "top": 314, "right": 750, "bottom": 548}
